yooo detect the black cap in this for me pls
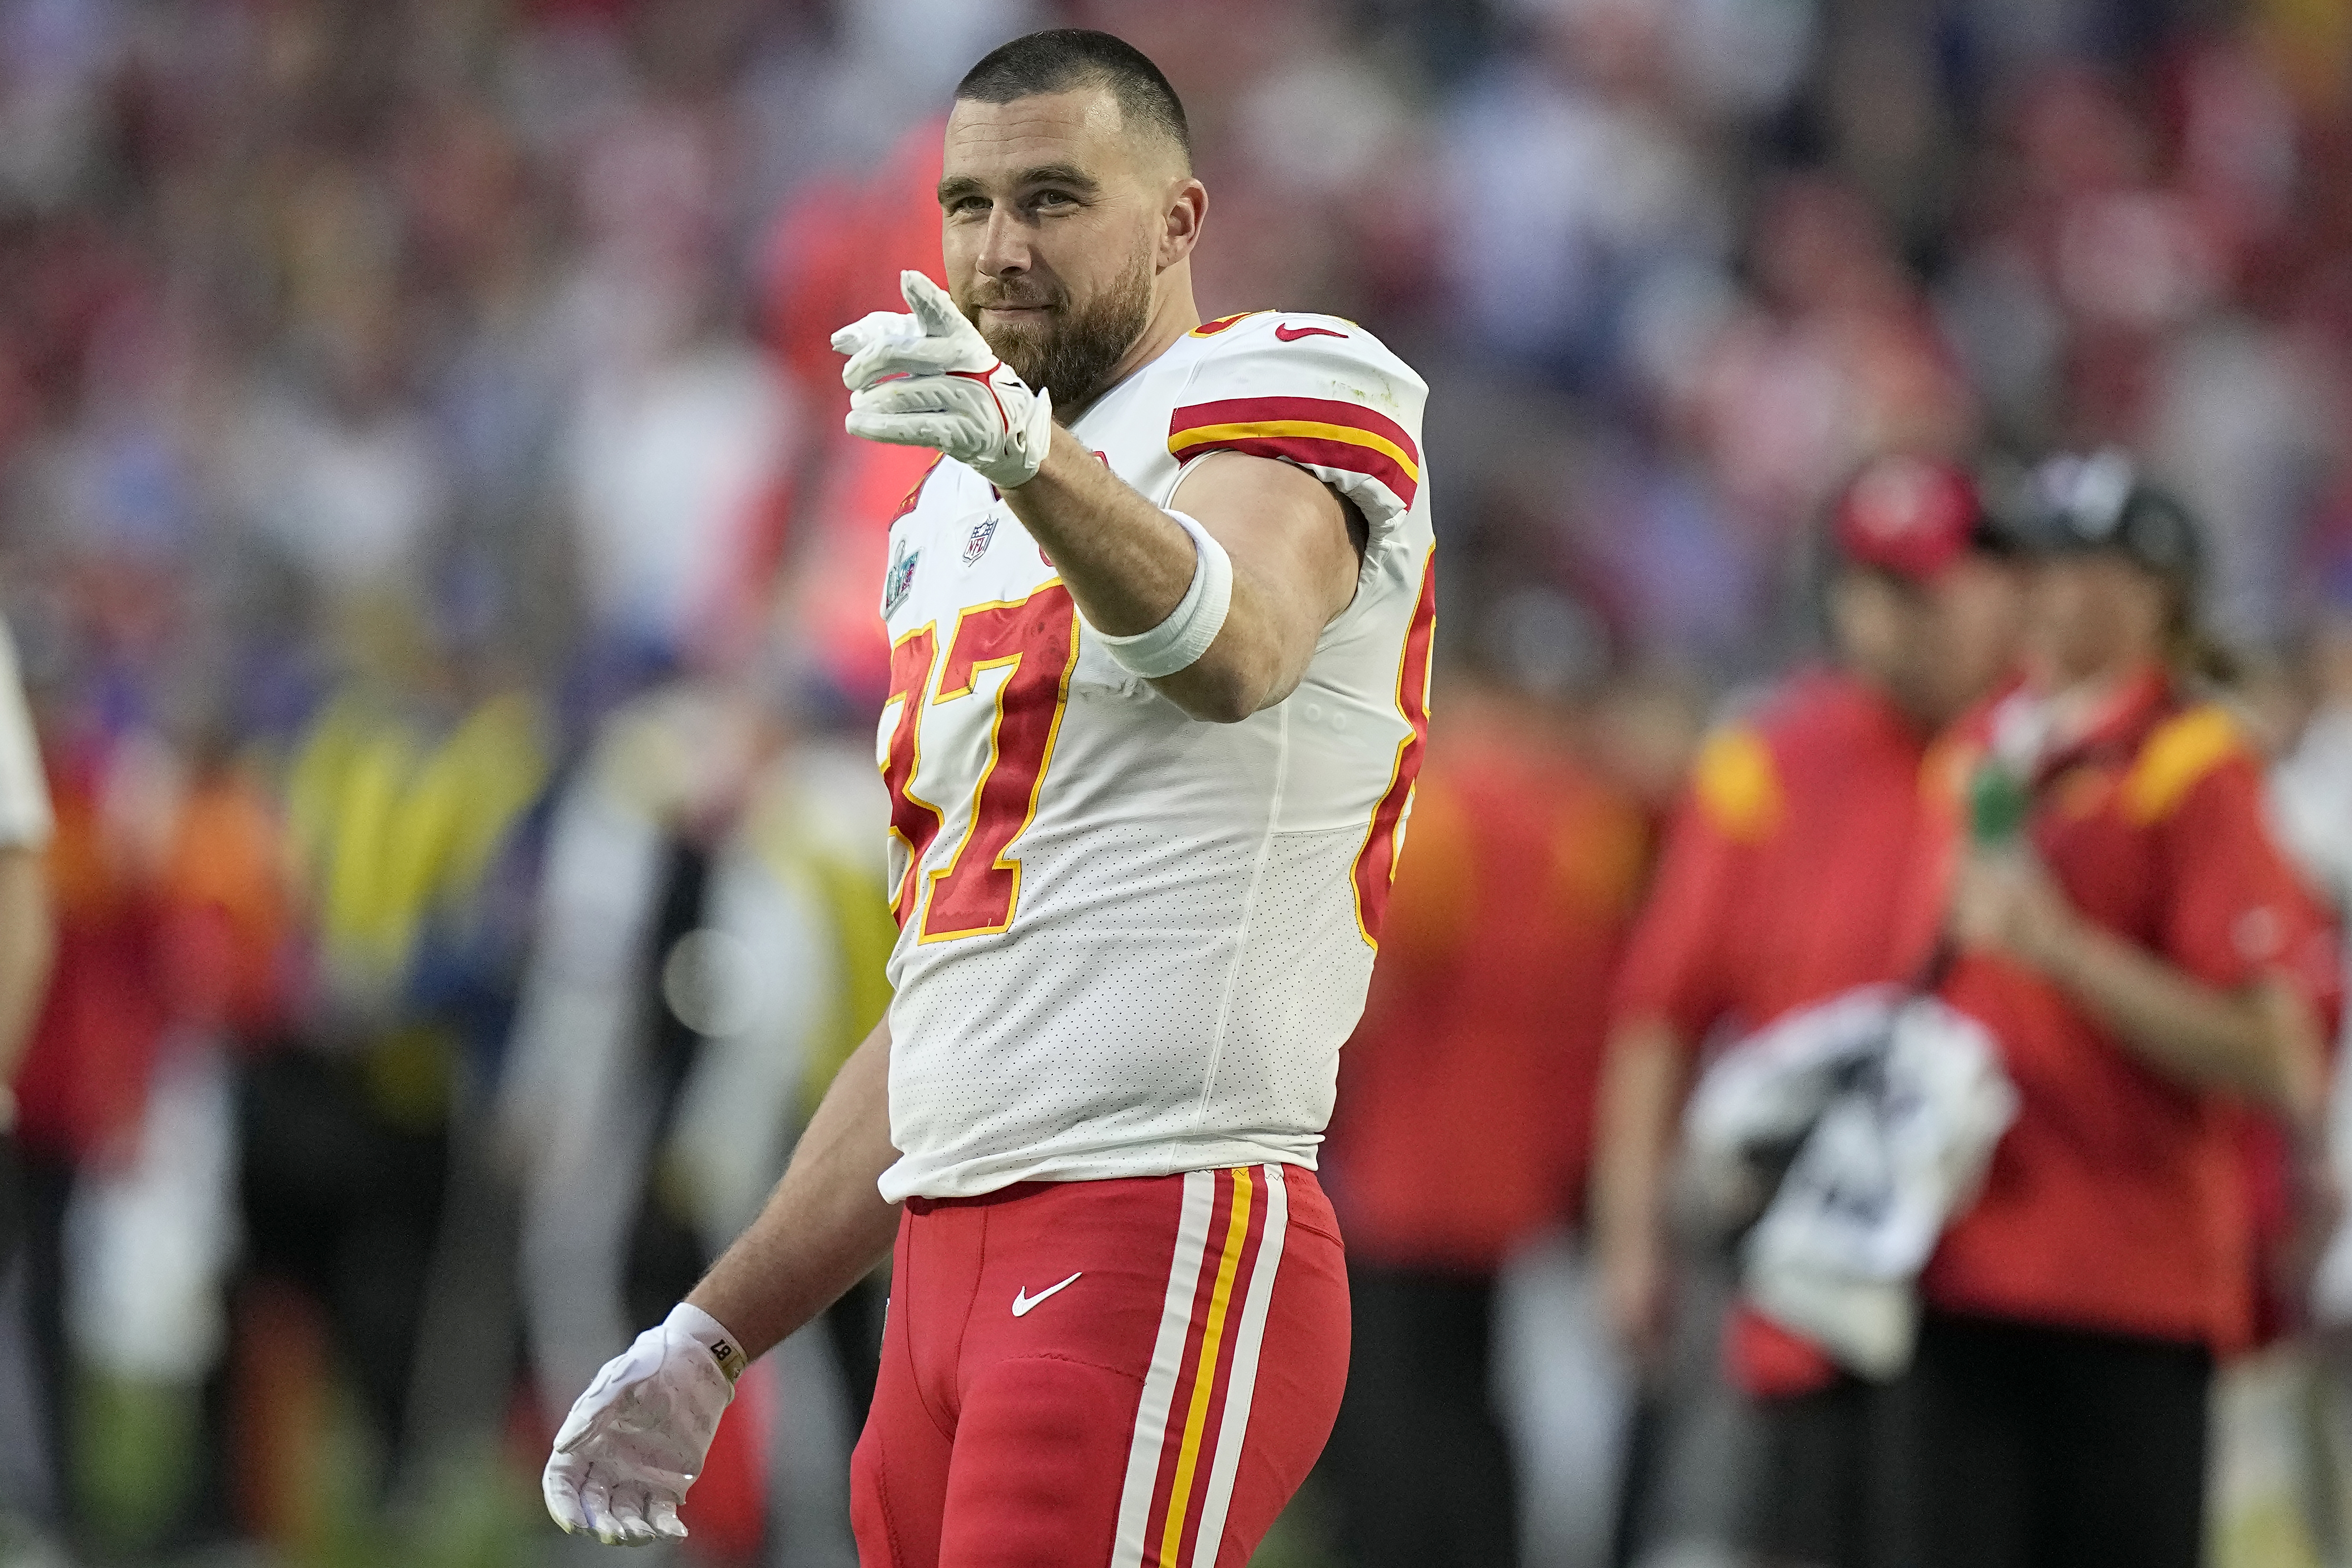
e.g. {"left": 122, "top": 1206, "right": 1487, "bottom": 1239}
{"left": 2014, "top": 450, "right": 2203, "bottom": 589}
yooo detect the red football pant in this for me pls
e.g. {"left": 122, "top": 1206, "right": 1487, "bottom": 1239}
{"left": 849, "top": 1164, "right": 1349, "bottom": 1568}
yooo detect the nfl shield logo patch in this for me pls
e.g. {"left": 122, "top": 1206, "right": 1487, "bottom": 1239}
{"left": 882, "top": 539, "right": 919, "bottom": 617}
{"left": 963, "top": 514, "right": 999, "bottom": 566}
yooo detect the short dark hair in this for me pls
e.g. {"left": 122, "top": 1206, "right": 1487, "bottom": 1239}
{"left": 955, "top": 29, "right": 1191, "bottom": 166}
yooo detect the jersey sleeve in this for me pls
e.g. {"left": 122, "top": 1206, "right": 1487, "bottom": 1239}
{"left": 2156, "top": 748, "right": 2341, "bottom": 1019}
{"left": 1164, "top": 314, "right": 1428, "bottom": 554}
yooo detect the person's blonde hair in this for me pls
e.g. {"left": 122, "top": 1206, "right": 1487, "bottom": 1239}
{"left": 2164, "top": 585, "right": 2239, "bottom": 691}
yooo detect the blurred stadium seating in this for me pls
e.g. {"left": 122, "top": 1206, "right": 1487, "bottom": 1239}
{"left": 0, "top": 0, "right": 2348, "bottom": 1564}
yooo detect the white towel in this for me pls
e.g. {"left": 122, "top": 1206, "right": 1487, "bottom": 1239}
{"left": 1682, "top": 988, "right": 2017, "bottom": 1379}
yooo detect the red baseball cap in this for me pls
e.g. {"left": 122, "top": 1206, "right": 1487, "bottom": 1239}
{"left": 1830, "top": 454, "right": 1994, "bottom": 583}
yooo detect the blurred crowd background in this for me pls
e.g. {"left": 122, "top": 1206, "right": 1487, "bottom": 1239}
{"left": 0, "top": 0, "right": 2348, "bottom": 1564}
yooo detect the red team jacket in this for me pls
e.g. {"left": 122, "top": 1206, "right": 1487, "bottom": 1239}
{"left": 1926, "top": 669, "right": 2343, "bottom": 1353}
{"left": 1611, "top": 669, "right": 1963, "bottom": 1394}
{"left": 1617, "top": 662, "right": 2342, "bottom": 1394}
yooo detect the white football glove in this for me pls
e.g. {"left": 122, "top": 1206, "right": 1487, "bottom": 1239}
{"left": 542, "top": 1302, "right": 745, "bottom": 1546}
{"left": 832, "top": 270, "right": 1055, "bottom": 489}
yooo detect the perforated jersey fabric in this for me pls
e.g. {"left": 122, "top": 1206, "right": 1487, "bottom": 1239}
{"left": 874, "top": 312, "right": 1435, "bottom": 1201}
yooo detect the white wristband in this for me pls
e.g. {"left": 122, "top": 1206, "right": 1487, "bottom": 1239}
{"left": 667, "top": 1301, "right": 748, "bottom": 1384}
{"left": 1096, "top": 511, "right": 1233, "bottom": 678}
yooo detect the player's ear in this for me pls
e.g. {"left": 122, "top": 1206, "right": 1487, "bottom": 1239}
{"left": 1159, "top": 177, "right": 1206, "bottom": 270}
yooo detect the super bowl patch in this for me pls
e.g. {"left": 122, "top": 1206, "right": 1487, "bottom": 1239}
{"left": 963, "top": 514, "right": 999, "bottom": 566}
{"left": 882, "top": 539, "right": 919, "bottom": 617}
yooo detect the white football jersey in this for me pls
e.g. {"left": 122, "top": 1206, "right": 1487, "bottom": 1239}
{"left": 874, "top": 309, "right": 1435, "bottom": 1201}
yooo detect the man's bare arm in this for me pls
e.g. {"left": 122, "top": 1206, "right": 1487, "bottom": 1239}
{"left": 685, "top": 1018, "right": 901, "bottom": 1361}
{"left": 1589, "top": 1017, "right": 1688, "bottom": 1365}
{"left": 1951, "top": 852, "right": 2326, "bottom": 1125}
{"left": 2042, "top": 925, "right": 2324, "bottom": 1122}
{"left": 1000, "top": 428, "right": 1361, "bottom": 723}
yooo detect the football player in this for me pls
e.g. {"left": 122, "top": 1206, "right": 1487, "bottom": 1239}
{"left": 542, "top": 28, "right": 1435, "bottom": 1568}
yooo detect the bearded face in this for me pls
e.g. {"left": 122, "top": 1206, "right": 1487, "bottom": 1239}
{"left": 959, "top": 237, "right": 1155, "bottom": 417}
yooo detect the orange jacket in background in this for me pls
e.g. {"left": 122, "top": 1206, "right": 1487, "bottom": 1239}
{"left": 1323, "top": 689, "right": 1648, "bottom": 1273}
{"left": 14, "top": 745, "right": 289, "bottom": 1163}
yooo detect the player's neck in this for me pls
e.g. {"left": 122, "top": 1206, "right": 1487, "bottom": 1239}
{"left": 1064, "top": 269, "right": 1200, "bottom": 423}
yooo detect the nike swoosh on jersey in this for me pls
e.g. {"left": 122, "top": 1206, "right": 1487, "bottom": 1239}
{"left": 1273, "top": 322, "right": 1347, "bottom": 341}
{"left": 1012, "top": 1271, "right": 1084, "bottom": 1316}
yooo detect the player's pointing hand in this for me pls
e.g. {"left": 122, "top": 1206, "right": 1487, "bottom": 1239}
{"left": 833, "top": 272, "right": 990, "bottom": 385}
{"left": 542, "top": 1303, "right": 745, "bottom": 1546}
{"left": 831, "top": 270, "right": 1055, "bottom": 489}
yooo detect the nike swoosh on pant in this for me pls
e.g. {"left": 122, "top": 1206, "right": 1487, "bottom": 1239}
{"left": 1012, "top": 1271, "right": 1084, "bottom": 1316}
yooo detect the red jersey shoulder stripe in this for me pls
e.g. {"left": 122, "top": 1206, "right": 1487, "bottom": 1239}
{"left": 1167, "top": 395, "right": 1420, "bottom": 507}
{"left": 1169, "top": 395, "right": 1419, "bottom": 469}
{"left": 1188, "top": 311, "right": 1269, "bottom": 338}
{"left": 891, "top": 453, "right": 945, "bottom": 523}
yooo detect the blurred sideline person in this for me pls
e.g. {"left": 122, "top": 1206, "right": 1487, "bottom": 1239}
{"left": 0, "top": 612, "right": 55, "bottom": 1263}
{"left": 2272, "top": 549, "right": 2352, "bottom": 1557}
{"left": 502, "top": 674, "right": 895, "bottom": 1560}
{"left": 504, "top": 680, "right": 781, "bottom": 1559}
{"left": 540, "top": 29, "right": 1438, "bottom": 1566}
{"left": 1318, "top": 592, "right": 1647, "bottom": 1568}
{"left": 1592, "top": 454, "right": 2021, "bottom": 1568}
{"left": 245, "top": 671, "right": 545, "bottom": 1492}
{"left": 4, "top": 709, "right": 287, "bottom": 1551}
{"left": 0, "top": 610, "right": 54, "bottom": 1540}
{"left": 1918, "top": 454, "right": 2341, "bottom": 1568}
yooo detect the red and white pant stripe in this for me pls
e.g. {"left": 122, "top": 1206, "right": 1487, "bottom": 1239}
{"left": 1112, "top": 1164, "right": 1292, "bottom": 1568}
{"left": 849, "top": 1161, "right": 1344, "bottom": 1567}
